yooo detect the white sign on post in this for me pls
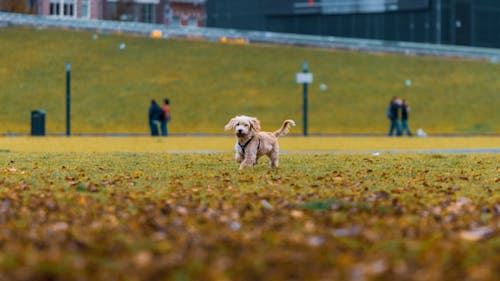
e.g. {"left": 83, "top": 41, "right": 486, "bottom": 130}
{"left": 296, "top": 72, "right": 313, "bottom": 84}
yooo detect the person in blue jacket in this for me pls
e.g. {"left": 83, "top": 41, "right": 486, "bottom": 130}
{"left": 401, "top": 99, "right": 413, "bottom": 136}
{"left": 387, "top": 97, "right": 402, "bottom": 136}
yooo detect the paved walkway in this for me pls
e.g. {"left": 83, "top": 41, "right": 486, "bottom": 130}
{"left": 167, "top": 148, "right": 500, "bottom": 154}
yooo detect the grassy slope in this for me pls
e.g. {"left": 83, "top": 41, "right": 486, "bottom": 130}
{"left": 0, "top": 27, "right": 499, "bottom": 134}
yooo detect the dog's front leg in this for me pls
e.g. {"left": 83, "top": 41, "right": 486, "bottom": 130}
{"left": 234, "top": 143, "right": 244, "bottom": 163}
{"left": 239, "top": 159, "right": 254, "bottom": 169}
{"left": 235, "top": 152, "right": 243, "bottom": 163}
{"left": 239, "top": 151, "right": 256, "bottom": 170}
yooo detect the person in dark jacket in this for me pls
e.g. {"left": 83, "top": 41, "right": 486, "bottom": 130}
{"left": 148, "top": 99, "right": 163, "bottom": 136}
{"left": 387, "top": 97, "right": 402, "bottom": 136}
{"left": 401, "top": 99, "right": 412, "bottom": 136}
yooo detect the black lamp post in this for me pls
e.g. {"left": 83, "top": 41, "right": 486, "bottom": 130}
{"left": 302, "top": 61, "right": 308, "bottom": 136}
{"left": 66, "top": 62, "right": 71, "bottom": 136}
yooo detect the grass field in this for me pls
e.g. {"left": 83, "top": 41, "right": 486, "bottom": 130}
{"left": 1, "top": 25, "right": 499, "bottom": 280}
{"left": 1, "top": 27, "right": 499, "bottom": 135}
{"left": 0, "top": 137, "right": 499, "bottom": 280}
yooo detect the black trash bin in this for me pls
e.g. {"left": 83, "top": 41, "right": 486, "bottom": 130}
{"left": 31, "top": 110, "right": 46, "bottom": 136}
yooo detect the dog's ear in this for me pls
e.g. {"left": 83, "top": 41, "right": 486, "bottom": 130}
{"left": 224, "top": 118, "right": 237, "bottom": 131}
{"left": 250, "top": 118, "right": 261, "bottom": 131}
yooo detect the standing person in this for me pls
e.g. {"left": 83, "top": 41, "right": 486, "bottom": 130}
{"left": 148, "top": 99, "right": 162, "bottom": 136}
{"left": 160, "top": 98, "right": 171, "bottom": 136}
{"left": 401, "top": 99, "right": 412, "bottom": 136}
{"left": 387, "top": 97, "right": 402, "bottom": 136}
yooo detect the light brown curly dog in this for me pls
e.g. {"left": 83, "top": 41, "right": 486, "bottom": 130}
{"left": 224, "top": 115, "right": 295, "bottom": 169}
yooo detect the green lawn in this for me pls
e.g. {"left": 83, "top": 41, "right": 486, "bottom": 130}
{"left": 0, "top": 151, "right": 498, "bottom": 280}
{"left": 0, "top": 26, "right": 499, "bottom": 135}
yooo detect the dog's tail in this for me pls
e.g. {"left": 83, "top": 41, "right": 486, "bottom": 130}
{"left": 273, "top": 120, "right": 296, "bottom": 137}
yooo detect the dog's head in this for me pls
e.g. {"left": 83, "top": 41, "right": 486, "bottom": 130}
{"left": 224, "top": 115, "right": 261, "bottom": 137}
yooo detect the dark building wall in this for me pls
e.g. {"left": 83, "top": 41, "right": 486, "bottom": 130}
{"left": 470, "top": 0, "right": 500, "bottom": 48}
{"left": 206, "top": 0, "right": 500, "bottom": 49}
{"left": 206, "top": 0, "right": 267, "bottom": 30}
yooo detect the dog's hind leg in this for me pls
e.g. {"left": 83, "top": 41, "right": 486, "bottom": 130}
{"left": 269, "top": 151, "right": 279, "bottom": 168}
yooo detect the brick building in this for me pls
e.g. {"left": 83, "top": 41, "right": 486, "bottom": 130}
{"left": 37, "top": 0, "right": 102, "bottom": 19}
{"left": 167, "top": 0, "right": 204, "bottom": 26}
{"left": 2, "top": 0, "right": 205, "bottom": 26}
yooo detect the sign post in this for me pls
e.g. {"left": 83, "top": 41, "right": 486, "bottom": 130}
{"left": 296, "top": 61, "right": 313, "bottom": 136}
{"left": 66, "top": 62, "right": 71, "bottom": 136}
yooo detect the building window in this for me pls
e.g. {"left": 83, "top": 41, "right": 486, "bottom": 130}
{"left": 50, "top": 0, "right": 76, "bottom": 17}
{"left": 50, "top": 3, "right": 60, "bottom": 15}
{"left": 63, "top": 3, "right": 73, "bottom": 16}
{"left": 142, "top": 4, "right": 156, "bottom": 23}
{"left": 81, "top": 0, "right": 90, "bottom": 18}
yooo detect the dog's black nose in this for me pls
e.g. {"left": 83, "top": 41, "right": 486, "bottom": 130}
{"left": 238, "top": 129, "right": 243, "bottom": 134}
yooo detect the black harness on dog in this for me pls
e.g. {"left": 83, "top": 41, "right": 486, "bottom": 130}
{"left": 239, "top": 136, "right": 261, "bottom": 155}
